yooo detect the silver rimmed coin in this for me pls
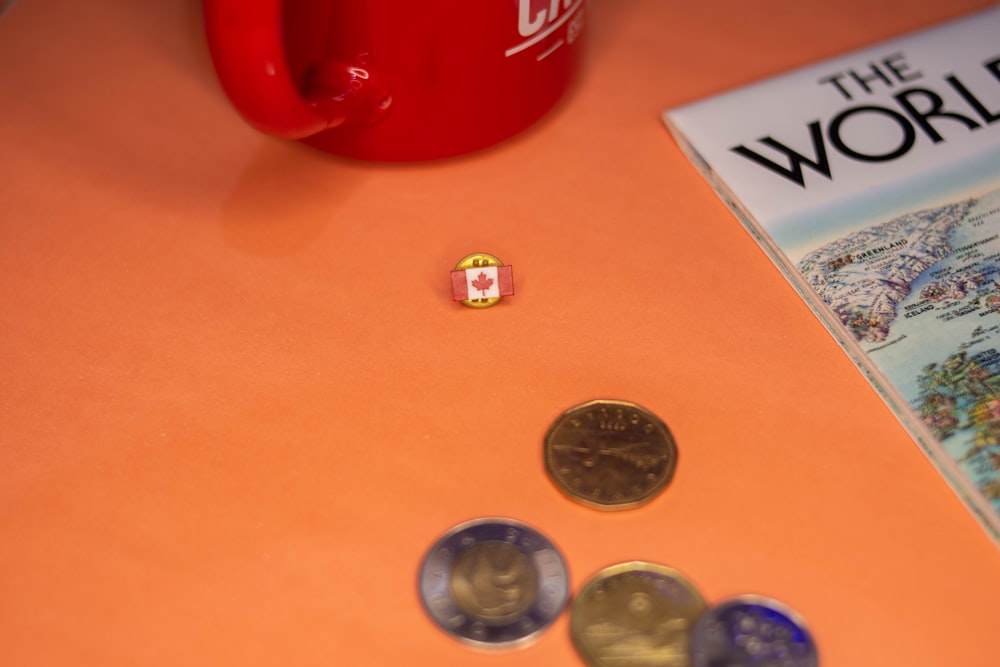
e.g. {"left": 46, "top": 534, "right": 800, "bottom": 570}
{"left": 570, "top": 561, "right": 707, "bottom": 667}
{"left": 418, "top": 517, "right": 570, "bottom": 650}
{"left": 690, "top": 595, "right": 818, "bottom": 667}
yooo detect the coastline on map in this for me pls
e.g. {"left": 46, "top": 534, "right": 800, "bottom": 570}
{"left": 772, "top": 146, "right": 1000, "bottom": 265}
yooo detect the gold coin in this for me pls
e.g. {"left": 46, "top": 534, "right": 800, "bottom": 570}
{"left": 570, "top": 561, "right": 707, "bottom": 667}
{"left": 543, "top": 399, "right": 677, "bottom": 510}
{"left": 449, "top": 541, "right": 538, "bottom": 624}
{"left": 454, "top": 252, "right": 505, "bottom": 309}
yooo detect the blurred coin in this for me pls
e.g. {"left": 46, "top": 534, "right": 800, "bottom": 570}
{"left": 544, "top": 399, "right": 677, "bottom": 510}
{"left": 571, "top": 561, "right": 707, "bottom": 667}
{"left": 689, "top": 595, "right": 818, "bottom": 667}
{"left": 418, "top": 517, "right": 569, "bottom": 650}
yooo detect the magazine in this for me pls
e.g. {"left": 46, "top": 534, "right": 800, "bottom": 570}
{"left": 664, "top": 5, "right": 1000, "bottom": 542}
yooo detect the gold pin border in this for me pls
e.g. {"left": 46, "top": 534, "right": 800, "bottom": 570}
{"left": 454, "top": 252, "right": 506, "bottom": 309}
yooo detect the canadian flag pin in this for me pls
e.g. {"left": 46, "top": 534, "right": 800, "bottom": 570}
{"left": 451, "top": 252, "right": 514, "bottom": 308}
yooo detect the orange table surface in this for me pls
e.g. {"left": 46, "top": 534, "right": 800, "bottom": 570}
{"left": 3, "top": 1, "right": 999, "bottom": 666}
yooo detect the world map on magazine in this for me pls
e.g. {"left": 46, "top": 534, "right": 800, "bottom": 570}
{"left": 800, "top": 186, "right": 1000, "bottom": 511}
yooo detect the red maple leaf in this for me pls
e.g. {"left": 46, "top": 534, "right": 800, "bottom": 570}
{"left": 471, "top": 271, "right": 494, "bottom": 296}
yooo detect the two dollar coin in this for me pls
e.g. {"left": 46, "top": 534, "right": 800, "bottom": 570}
{"left": 418, "top": 518, "right": 570, "bottom": 650}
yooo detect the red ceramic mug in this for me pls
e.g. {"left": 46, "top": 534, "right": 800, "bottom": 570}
{"left": 203, "top": 0, "right": 586, "bottom": 161}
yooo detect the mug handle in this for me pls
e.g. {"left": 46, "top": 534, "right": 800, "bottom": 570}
{"left": 203, "top": 0, "right": 390, "bottom": 140}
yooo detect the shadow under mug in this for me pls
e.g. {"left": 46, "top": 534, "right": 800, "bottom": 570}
{"left": 203, "top": 0, "right": 587, "bottom": 161}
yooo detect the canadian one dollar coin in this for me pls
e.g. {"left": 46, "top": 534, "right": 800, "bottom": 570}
{"left": 418, "top": 517, "right": 570, "bottom": 650}
{"left": 689, "top": 595, "right": 818, "bottom": 667}
{"left": 571, "top": 561, "right": 707, "bottom": 667}
{"left": 544, "top": 399, "right": 678, "bottom": 510}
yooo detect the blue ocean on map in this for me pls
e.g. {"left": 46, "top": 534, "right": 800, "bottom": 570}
{"left": 872, "top": 189, "right": 1000, "bottom": 388}
{"left": 859, "top": 187, "right": 1000, "bottom": 506}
